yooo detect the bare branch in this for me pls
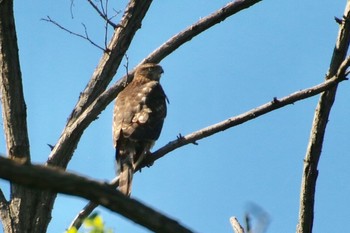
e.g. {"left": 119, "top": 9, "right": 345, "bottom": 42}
{"left": 142, "top": 0, "right": 262, "bottom": 64}
{"left": 0, "top": 0, "right": 30, "bottom": 162}
{"left": 86, "top": 0, "right": 118, "bottom": 28}
{"left": 0, "top": 189, "right": 12, "bottom": 233}
{"left": 140, "top": 74, "right": 346, "bottom": 169}
{"left": 230, "top": 217, "right": 245, "bottom": 233}
{"left": 0, "top": 156, "right": 193, "bottom": 233}
{"left": 41, "top": 16, "right": 106, "bottom": 51}
{"left": 296, "top": 2, "right": 350, "bottom": 233}
{"left": 69, "top": 176, "right": 119, "bottom": 229}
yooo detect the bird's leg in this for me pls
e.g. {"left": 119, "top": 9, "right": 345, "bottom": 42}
{"left": 133, "top": 151, "right": 147, "bottom": 171}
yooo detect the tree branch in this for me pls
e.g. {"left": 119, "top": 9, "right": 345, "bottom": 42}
{"left": 69, "top": 176, "right": 119, "bottom": 230}
{"left": 0, "top": 0, "right": 30, "bottom": 162}
{"left": 0, "top": 1, "right": 42, "bottom": 232}
{"left": 0, "top": 156, "right": 193, "bottom": 233}
{"left": 141, "top": 73, "right": 347, "bottom": 169}
{"left": 86, "top": 0, "right": 118, "bottom": 28}
{"left": 0, "top": 189, "right": 12, "bottom": 233}
{"left": 42, "top": 16, "right": 106, "bottom": 51}
{"left": 69, "top": 63, "right": 349, "bottom": 229}
{"left": 142, "top": 0, "right": 262, "bottom": 64}
{"left": 296, "top": 2, "right": 350, "bottom": 233}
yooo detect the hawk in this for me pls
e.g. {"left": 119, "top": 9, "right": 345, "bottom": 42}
{"left": 113, "top": 63, "right": 167, "bottom": 196}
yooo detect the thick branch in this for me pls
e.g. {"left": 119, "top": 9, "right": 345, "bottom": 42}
{"left": 48, "top": 0, "right": 153, "bottom": 168}
{"left": 0, "top": 1, "right": 41, "bottom": 233}
{"left": 142, "top": 0, "right": 262, "bottom": 64}
{"left": 0, "top": 156, "right": 193, "bottom": 233}
{"left": 0, "top": 0, "right": 30, "bottom": 161}
{"left": 296, "top": 2, "right": 350, "bottom": 233}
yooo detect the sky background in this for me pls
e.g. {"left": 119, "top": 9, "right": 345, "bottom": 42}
{"left": 0, "top": 0, "right": 349, "bottom": 233}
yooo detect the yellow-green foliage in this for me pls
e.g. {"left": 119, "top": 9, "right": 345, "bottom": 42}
{"left": 66, "top": 213, "right": 113, "bottom": 233}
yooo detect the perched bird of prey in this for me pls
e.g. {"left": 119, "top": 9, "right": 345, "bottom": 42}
{"left": 113, "top": 63, "right": 167, "bottom": 196}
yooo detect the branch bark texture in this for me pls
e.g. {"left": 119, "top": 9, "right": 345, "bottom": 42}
{"left": 0, "top": 156, "right": 193, "bottom": 233}
{"left": 296, "top": 2, "right": 350, "bottom": 233}
{"left": 0, "top": 1, "right": 41, "bottom": 232}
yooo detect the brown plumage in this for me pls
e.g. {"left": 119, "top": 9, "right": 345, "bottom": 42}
{"left": 113, "top": 63, "right": 167, "bottom": 196}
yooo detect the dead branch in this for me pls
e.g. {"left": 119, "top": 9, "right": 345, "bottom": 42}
{"left": 68, "top": 176, "right": 119, "bottom": 229}
{"left": 141, "top": 73, "right": 347, "bottom": 169}
{"left": 0, "top": 156, "right": 193, "bottom": 233}
{"left": 87, "top": 0, "right": 118, "bottom": 28}
{"left": 142, "top": 0, "right": 262, "bottom": 64}
{"left": 0, "top": 190, "right": 11, "bottom": 233}
{"left": 42, "top": 16, "right": 106, "bottom": 51}
{"left": 296, "top": 2, "right": 350, "bottom": 233}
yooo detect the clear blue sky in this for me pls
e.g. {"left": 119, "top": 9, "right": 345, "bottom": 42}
{"left": 0, "top": 1, "right": 349, "bottom": 233}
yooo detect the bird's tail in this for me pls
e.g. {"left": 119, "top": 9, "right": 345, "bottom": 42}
{"left": 119, "top": 162, "right": 134, "bottom": 196}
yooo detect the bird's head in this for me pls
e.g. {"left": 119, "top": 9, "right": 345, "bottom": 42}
{"left": 135, "top": 63, "right": 164, "bottom": 81}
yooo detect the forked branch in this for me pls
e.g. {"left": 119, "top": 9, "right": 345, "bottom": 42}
{"left": 42, "top": 16, "right": 106, "bottom": 51}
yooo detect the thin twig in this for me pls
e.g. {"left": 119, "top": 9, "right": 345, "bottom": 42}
{"left": 68, "top": 176, "right": 119, "bottom": 229}
{"left": 70, "top": 0, "right": 75, "bottom": 19}
{"left": 123, "top": 54, "right": 130, "bottom": 84}
{"left": 42, "top": 16, "right": 106, "bottom": 51}
{"left": 86, "top": 0, "right": 118, "bottom": 28}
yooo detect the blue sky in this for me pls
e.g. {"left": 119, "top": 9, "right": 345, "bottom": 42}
{"left": 0, "top": 0, "right": 349, "bottom": 233}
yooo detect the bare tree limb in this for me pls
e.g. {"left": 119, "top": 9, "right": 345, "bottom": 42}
{"left": 42, "top": 16, "right": 106, "bottom": 51}
{"left": 296, "top": 2, "right": 350, "bottom": 233}
{"left": 0, "top": 0, "right": 30, "bottom": 162}
{"left": 68, "top": 64, "right": 348, "bottom": 229}
{"left": 0, "top": 156, "right": 194, "bottom": 233}
{"left": 0, "top": 1, "right": 43, "bottom": 232}
{"left": 141, "top": 73, "right": 347, "bottom": 169}
{"left": 142, "top": 0, "right": 262, "bottom": 64}
{"left": 230, "top": 217, "right": 245, "bottom": 233}
{"left": 0, "top": 189, "right": 12, "bottom": 233}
